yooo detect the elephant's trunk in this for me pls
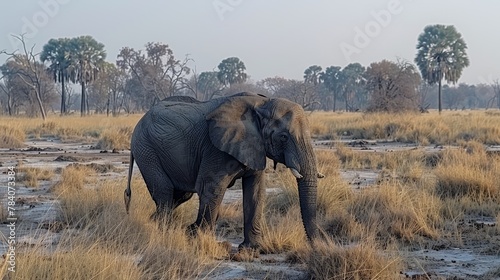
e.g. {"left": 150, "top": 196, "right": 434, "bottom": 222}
{"left": 298, "top": 175, "right": 318, "bottom": 240}
{"left": 288, "top": 140, "right": 318, "bottom": 241}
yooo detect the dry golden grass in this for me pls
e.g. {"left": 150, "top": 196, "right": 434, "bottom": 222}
{"left": 10, "top": 245, "right": 144, "bottom": 280}
{"left": 11, "top": 168, "right": 230, "bottom": 280}
{"left": 217, "top": 202, "right": 243, "bottom": 239}
{"left": 267, "top": 150, "right": 350, "bottom": 214}
{"left": 309, "top": 110, "right": 500, "bottom": 145}
{"left": 348, "top": 181, "right": 441, "bottom": 243}
{"left": 262, "top": 147, "right": 442, "bottom": 251}
{"left": 435, "top": 143, "right": 500, "bottom": 201}
{"left": 5, "top": 161, "right": 482, "bottom": 279}
{"left": 7, "top": 176, "right": 148, "bottom": 279}
{"left": 304, "top": 238, "right": 403, "bottom": 280}
{"left": 0, "top": 125, "right": 25, "bottom": 148}
{"left": 95, "top": 126, "right": 134, "bottom": 150}
{"left": 315, "top": 150, "right": 353, "bottom": 217}
{"left": 17, "top": 167, "right": 54, "bottom": 188}
{"left": 335, "top": 143, "right": 431, "bottom": 185}
{"left": 51, "top": 164, "right": 94, "bottom": 193}
{"left": 5, "top": 110, "right": 500, "bottom": 278}
{"left": 262, "top": 150, "right": 353, "bottom": 252}
{"left": 1, "top": 114, "right": 142, "bottom": 144}
{"left": 3, "top": 110, "right": 500, "bottom": 147}
{"left": 260, "top": 207, "right": 308, "bottom": 253}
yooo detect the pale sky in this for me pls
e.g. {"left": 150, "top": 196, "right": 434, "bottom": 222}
{"left": 0, "top": 0, "right": 497, "bottom": 84}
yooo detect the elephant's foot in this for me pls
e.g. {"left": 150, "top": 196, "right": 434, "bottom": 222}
{"left": 186, "top": 223, "right": 200, "bottom": 237}
{"left": 150, "top": 210, "right": 175, "bottom": 228}
{"left": 218, "top": 241, "right": 233, "bottom": 254}
{"left": 238, "top": 235, "right": 262, "bottom": 252}
{"left": 231, "top": 246, "right": 260, "bottom": 262}
{"left": 186, "top": 222, "right": 221, "bottom": 239}
{"left": 238, "top": 241, "right": 260, "bottom": 250}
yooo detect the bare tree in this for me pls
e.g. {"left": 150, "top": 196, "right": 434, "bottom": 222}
{"left": 181, "top": 69, "right": 225, "bottom": 101}
{"left": 258, "top": 76, "right": 319, "bottom": 109}
{"left": 1, "top": 34, "right": 53, "bottom": 120}
{"left": 0, "top": 71, "right": 23, "bottom": 115}
{"left": 489, "top": 79, "right": 500, "bottom": 109}
{"left": 117, "top": 42, "right": 191, "bottom": 108}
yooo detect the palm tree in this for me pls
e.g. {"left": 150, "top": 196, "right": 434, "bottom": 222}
{"left": 217, "top": 57, "right": 247, "bottom": 88}
{"left": 303, "top": 65, "right": 322, "bottom": 86}
{"left": 197, "top": 71, "right": 224, "bottom": 100}
{"left": 415, "top": 25, "right": 469, "bottom": 113}
{"left": 340, "top": 63, "right": 366, "bottom": 111}
{"left": 320, "top": 66, "right": 342, "bottom": 111}
{"left": 40, "top": 38, "right": 72, "bottom": 114}
{"left": 70, "top": 36, "right": 106, "bottom": 116}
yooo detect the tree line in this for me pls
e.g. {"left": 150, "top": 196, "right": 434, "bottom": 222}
{"left": 1, "top": 24, "right": 500, "bottom": 119}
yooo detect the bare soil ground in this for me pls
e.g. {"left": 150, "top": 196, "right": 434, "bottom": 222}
{"left": 1, "top": 138, "right": 500, "bottom": 279}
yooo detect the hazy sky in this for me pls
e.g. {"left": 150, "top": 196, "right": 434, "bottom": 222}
{"left": 1, "top": 0, "right": 497, "bottom": 84}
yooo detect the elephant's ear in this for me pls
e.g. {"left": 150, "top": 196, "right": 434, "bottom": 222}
{"left": 206, "top": 98, "right": 266, "bottom": 171}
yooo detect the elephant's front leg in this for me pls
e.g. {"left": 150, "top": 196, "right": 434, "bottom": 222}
{"left": 240, "top": 171, "right": 264, "bottom": 249}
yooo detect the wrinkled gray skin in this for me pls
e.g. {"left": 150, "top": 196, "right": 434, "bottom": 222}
{"left": 125, "top": 92, "right": 318, "bottom": 249}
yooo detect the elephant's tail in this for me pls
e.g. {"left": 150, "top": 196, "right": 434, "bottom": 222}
{"left": 124, "top": 153, "right": 133, "bottom": 214}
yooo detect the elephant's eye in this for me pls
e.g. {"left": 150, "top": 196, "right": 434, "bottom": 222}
{"left": 279, "top": 134, "right": 288, "bottom": 142}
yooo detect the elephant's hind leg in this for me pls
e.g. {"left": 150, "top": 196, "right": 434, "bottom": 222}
{"left": 192, "top": 178, "right": 230, "bottom": 232}
{"left": 135, "top": 153, "right": 176, "bottom": 221}
{"left": 172, "top": 190, "right": 194, "bottom": 208}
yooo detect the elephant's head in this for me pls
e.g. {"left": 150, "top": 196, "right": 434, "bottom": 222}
{"left": 207, "top": 93, "right": 318, "bottom": 240}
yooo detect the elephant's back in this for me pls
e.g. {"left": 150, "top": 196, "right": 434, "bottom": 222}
{"left": 157, "top": 100, "right": 208, "bottom": 122}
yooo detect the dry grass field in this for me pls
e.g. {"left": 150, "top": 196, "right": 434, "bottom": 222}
{"left": 1, "top": 110, "right": 500, "bottom": 279}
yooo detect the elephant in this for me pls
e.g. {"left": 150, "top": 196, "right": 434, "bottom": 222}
{"left": 124, "top": 92, "right": 319, "bottom": 249}
{"left": 160, "top": 95, "right": 201, "bottom": 104}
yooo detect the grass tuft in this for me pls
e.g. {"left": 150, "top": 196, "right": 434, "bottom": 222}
{"left": 139, "top": 244, "right": 203, "bottom": 279}
{"left": 260, "top": 207, "right": 307, "bottom": 253}
{"left": 305, "top": 238, "right": 403, "bottom": 280}
{"left": 96, "top": 126, "right": 133, "bottom": 150}
{"left": 0, "top": 125, "right": 25, "bottom": 148}
{"left": 51, "top": 164, "right": 94, "bottom": 193}
{"left": 348, "top": 181, "right": 441, "bottom": 242}
{"left": 17, "top": 167, "right": 54, "bottom": 188}
{"left": 11, "top": 246, "right": 144, "bottom": 280}
{"left": 435, "top": 147, "right": 500, "bottom": 201}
